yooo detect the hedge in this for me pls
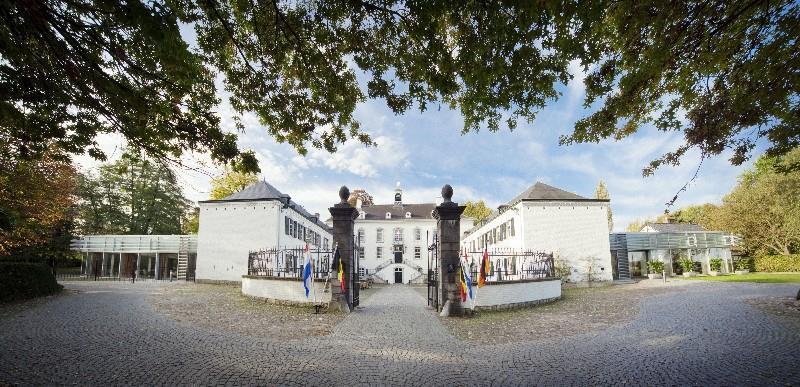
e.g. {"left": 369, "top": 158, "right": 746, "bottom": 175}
{"left": 753, "top": 255, "right": 800, "bottom": 272}
{"left": 0, "top": 262, "right": 63, "bottom": 303}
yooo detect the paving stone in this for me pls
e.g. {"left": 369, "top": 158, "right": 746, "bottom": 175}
{"left": 0, "top": 281, "right": 798, "bottom": 386}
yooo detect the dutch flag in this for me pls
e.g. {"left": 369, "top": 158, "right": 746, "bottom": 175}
{"left": 302, "top": 243, "right": 312, "bottom": 298}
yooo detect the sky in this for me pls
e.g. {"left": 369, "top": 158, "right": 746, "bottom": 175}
{"left": 74, "top": 27, "right": 764, "bottom": 232}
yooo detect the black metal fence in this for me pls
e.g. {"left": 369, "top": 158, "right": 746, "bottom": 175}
{"left": 464, "top": 249, "right": 556, "bottom": 282}
{"left": 247, "top": 247, "right": 334, "bottom": 279}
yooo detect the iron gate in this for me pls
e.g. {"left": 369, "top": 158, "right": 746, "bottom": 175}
{"left": 427, "top": 231, "right": 439, "bottom": 310}
{"left": 351, "top": 236, "right": 360, "bottom": 308}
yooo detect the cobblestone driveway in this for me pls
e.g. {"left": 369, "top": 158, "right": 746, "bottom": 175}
{"left": 1, "top": 281, "right": 799, "bottom": 385}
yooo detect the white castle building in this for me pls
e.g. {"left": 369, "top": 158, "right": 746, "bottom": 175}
{"left": 347, "top": 183, "right": 474, "bottom": 285}
{"left": 461, "top": 182, "right": 613, "bottom": 283}
{"left": 196, "top": 181, "right": 332, "bottom": 283}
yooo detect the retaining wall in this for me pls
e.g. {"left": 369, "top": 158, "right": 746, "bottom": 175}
{"left": 241, "top": 276, "right": 331, "bottom": 304}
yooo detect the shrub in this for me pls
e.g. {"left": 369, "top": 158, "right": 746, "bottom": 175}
{"left": 735, "top": 257, "right": 752, "bottom": 271}
{"left": 647, "top": 260, "right": 664, "bottom": 274}
{"left": 709, "top": 258, "right": 723, "bottom": 272}
{"left": 0, "top": 262, "right": 63, "bottom": 303}
{"left": 678, "top": 257, "right": 695, "bottom": 272}
{"left": 753, "top": 255, "right": 800, "bottom": 272}
{"left": 554, "top": 256, "right": 572, "bottom": 284}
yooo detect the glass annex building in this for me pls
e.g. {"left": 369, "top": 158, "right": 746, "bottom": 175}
{"left": 609, "top": 223, "right": 740, "bottom": 279}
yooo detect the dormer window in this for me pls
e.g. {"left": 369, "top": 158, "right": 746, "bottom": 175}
{"left": 405, "top": 212, "right": 411, "bottom": 218}
{"left": 359, "top": 211, "right": 365, "bottom": 219}
{"left": 385, "top": 212, "right": 392, "bottom": 219}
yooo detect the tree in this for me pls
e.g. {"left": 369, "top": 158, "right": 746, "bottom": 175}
{"left": 0, "top": 137, "right": 77, "bottom": 258}
{"left": 716, "top": 149, "right": 800, "bottom": 255}
{"left": 347, "top": 189, "right": 374, "bottom": 207}
{"left": 3, "top": 1, "right": 797, "bottom": 175}
{"left": 209, "top": 168, "right": 259, "bottom": 200}
{"left": 76, "top": 149, "right": 192, "bottom": 235}
{"left": 594, "top": 180, "right": 613, "bottom": 231}
{"left": 669, "top": 204, "right": 722, "bottom": 230}
{"left": 183, "top": 207, "right": 200, "bottom": 234}
{"left": 463, "top": 200, "right": 493, "bottom": 222}
{"left": 626, "top": 214, "right": 670, "bottom": 232}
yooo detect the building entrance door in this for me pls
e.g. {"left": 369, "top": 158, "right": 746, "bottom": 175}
{"left": 394, "top": 268, "right": 403, "bottom": 284}
{"left": 394, "top": 251, "right": 402, "bottom": 263}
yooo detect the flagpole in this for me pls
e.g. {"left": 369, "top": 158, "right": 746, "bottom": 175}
{"left": 311, "top": 248, "right": 316, "bottom": 306}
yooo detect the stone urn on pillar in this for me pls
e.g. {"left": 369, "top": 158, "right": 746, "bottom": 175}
{"left": 328, "top": 186, "right": 358, "bottom": 313}
{"left": 432, "top": 184, "right": 466, "bottom": 317}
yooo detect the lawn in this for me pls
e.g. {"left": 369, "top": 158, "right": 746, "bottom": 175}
{"left": 676, "top": 273, "right": 800, "bottom": 283}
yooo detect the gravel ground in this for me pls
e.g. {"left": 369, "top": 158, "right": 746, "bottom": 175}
{"left": 746, "top": 294, "right": 800, "bottom": 332}
{"left": 149, "top": 283, "right": 348, "bottom": 339}
{"left": 438, "top": 281, "right": 687, "bottom": 345}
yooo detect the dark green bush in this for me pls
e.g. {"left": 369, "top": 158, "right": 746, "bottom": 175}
{"left": 0, "top": 262, "right": 63, "bottom": 303}
{"left": 753, "top": 255, "right": 800, "bottom": 272}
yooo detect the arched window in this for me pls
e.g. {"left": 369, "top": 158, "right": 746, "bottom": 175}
{"left": 393, "top": 228, "right": 403, "bottom": 243}
{"left": 385, "top": 212, "right": 392, "bottom": 219}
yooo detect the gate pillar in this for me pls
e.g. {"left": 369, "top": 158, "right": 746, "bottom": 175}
{"left": 432, "top": 184, "right": 466, "bottom": 317}
{"left": 328, "top": 186, "right": 358, "bottom": 313}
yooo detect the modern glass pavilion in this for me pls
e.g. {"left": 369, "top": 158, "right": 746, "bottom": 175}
{"left": 70, "top": 235, "right": 198, "bottom": 280}
{"left": 609, "top": 231, "right": 739, "bottom": 279}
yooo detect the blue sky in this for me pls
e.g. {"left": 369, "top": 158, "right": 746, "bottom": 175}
{"left": 75, "top": 25, "right": 764, "bottom": 232}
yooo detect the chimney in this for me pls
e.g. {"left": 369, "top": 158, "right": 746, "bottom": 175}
{"left": 498, "top": 205, "right": 509, "bottom": 213}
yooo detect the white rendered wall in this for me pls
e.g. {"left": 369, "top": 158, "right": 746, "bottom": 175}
{"left": 522, "top": 202, "right": 613, "bottom": 282}
{"left": 472, "top": 279, "right": 561, "bottom": 308}
{"left": 197, "top": 201, "right": 280, "bottom": 282}
{"left": 242, "top": 277, "right": 331, "bottom": 304}
{"left": 375, "top": 263, "right": 424, "bottom": 284}
{"left": 461, "top": 204, "right": 524, "bottom": 251}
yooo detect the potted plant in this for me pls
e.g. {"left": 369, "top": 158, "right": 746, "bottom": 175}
{"left": 679, "top": 257, "right": 696, "bottom": 277}
{"left": 647, "top": 260, "right": 664, "bottom": 279}
{"left": 709, "top": 258, "right": 723, "bottom": 276}
{"left": 734, "top": 258, "right": 750, "bottom": 275}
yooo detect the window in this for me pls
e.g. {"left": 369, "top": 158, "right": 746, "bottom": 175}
{"left": 376, "top": 228, "right": 384, "bottom": 243}
{"left": 357, "top": 228, "right": 365, "bottom": 245}
{"left": 414, "top": 247, "right": 421, "bottom": 260}
{"left": 323, "top": 238, "right": 329, "bottom": 249}
{"left": 405, "top": 212, "right": 411, "bottom": 218}
{"left": 414, "top": 228, "right": 421, "bottom": 241}
{"left": 376, "top": 247, "right": 383, "bottom": 260}
{"left": 358, "top": 247, "right": 365, "bottom": 261}
{"left": 385, "top": 212, "right": 392, "bottom": 219}
{"left": 510, "top": 218, "right": 515, "bottom": 236}
{"left": 285, "top": 217, "right": 290, "bottom": 235}
{"left": 289, "top": 219, "right": 295, "bottom": 238}
{"left": 393, "top": 228, "right": 403, "bottom": 243}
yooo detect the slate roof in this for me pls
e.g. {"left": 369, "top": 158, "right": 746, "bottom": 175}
{"left": 358, "top": 203, "right": 437, "bottom": 220}
{"left": 642, "top": 222, "right": 706, "bottom": 233}
{"left": 508, "top": 182, "right": 597, "bottom": 204}
{"left": 200, "top": 180, "right": 330, "bottom": 231}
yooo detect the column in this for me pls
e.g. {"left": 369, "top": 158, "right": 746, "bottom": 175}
{"left": 155, "top": 252, "right": 160, "bottom": 280}
{"left": 147, "top": 256, "right": 152, "bottom": 278}
{"left": 117, "top": 253, "right": 123, "bottom": 278}
{"left": 136, "top": 253, "right": 141, "bottom": 278}
{"left": 328, "top": 186, "right": 358, "bottom": 313}
{"left": 101, "top": 252, "right": 107, "bottom": 277}
{"left": 433, "top": 184, "right": 466, "bottom": 317}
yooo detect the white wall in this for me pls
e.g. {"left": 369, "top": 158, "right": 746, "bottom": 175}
{"left": 242, "top": 277, "right": 331, "bottom": 304}
{"left": 197, "top": 201, "right": 281, "bottom": 282}
{"left": 197, "top": 200, "right": 333, "bottom": 283}
{"left": 375, "top": 263, "right": 424, "bottom": 284}
{"left": 473, "top": 279, "right": 561, "bottom": 309}
{"left": 522, "top": 202, "right": 613, "bottom": 282}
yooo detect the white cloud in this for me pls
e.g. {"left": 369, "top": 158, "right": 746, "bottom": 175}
{"left": 307, "top": 135, "right": 409, "bottom": 177}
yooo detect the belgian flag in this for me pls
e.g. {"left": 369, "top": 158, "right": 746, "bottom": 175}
{"left": 332, "top": 247, "right": 345, "bottom": 292}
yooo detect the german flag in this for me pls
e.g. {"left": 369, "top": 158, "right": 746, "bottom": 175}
{"left": 478, "top": 249, "right": 489, "bottom": 287}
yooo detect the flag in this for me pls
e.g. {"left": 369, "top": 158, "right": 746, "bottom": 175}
{"left": 333, "top": 246, "right": 346, "bottom": 292}
{"left": 457, "top": 266, "right": 467, "bottom": 302}
{"left": 478, "top": 249, "right": 489, "bottom": 287}
{"left": 463, "top": 263, "right": 473, "bottom": 301}
{"left": 302, "top": 243, "right": 312, "bottom": 298}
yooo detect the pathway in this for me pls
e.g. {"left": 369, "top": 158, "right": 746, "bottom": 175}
{"left": 1, "top": 281, "right": 799, "bottom": 385}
